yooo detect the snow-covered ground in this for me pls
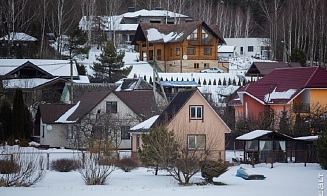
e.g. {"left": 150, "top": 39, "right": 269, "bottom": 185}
{"left": 0, "top": 148, "right": 324, "bottom": 196}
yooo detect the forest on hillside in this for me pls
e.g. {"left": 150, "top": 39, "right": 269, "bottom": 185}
{"left": 0, "top": 0, "right": 326, "bottom": 64}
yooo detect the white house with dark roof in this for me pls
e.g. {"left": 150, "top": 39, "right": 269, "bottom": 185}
{"left": 79, "top": 8, "right": 193, "bottom": 45}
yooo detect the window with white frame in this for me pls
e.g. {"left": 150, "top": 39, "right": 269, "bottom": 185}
{"left": 188, "top": 134, "right": 206, "bottom": 150}
{"left": 190, "top": 105, "right": 203, "bottom": 120}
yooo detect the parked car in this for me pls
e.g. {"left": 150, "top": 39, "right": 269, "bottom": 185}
{"left": 200, "top": 67, "right": 224, "bottom": 73}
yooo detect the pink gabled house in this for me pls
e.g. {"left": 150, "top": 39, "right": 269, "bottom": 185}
{"left": 229, "top": 66, "right": 327, "bottom": 128}
{"left": 130, "top": 88, "right": 231, "bottom": 161}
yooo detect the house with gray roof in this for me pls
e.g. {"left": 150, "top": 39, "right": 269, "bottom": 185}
{"left": 79, "top": 8, "right": 193, "bottom": 45}
{"left": 35, "top": 79, "right": 166, "bottom": 149}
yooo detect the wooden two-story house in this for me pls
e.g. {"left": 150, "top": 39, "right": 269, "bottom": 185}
{"left": 131, "top": 21, "right": 225, "bottom": 73}
{"left": 229, "top": 66, "right": 327, "bottom": 133}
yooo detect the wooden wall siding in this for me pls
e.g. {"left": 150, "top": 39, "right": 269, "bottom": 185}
{"left": 156, "top": 59, "right": 219, "bottom": 73}
{"left": 137, "top": 24, "right": 220, "bottom": 67}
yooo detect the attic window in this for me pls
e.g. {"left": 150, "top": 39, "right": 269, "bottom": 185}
{"left": 187, "top": 29, "right": 198, "bottom": 41}
{"left": 190, "top": 105, "right": 203, "bottom": 120}
{"left": 106, "top": 101, "right": 117, "bottom": 113}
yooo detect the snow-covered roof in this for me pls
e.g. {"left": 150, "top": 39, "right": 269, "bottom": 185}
{"left": 79, "top": 9, "right": 191, "bottom": 32}
{"left": 294, "top": 135, "right": 318, "bottom": 141}
{"left": 264, "top": 87, "right": 297, "bottom": 103}
{"left": 123, "top": 9, "right": 189, "bottom": 18}
{"left": 130, "top": 115, "right": 159, "bottom": 131}
{"left": 55, "top": 101, "right": 80, "bottom": 123}
{"left": 218, "top": 45, "right": 236, "bottom": 53}
{"left": 74, "top": 75, "right": 90, "bottom": 83}
{"left": 236, "top": 130, "right": 272, "bottom": 140}
{"left": 158, "top": 81, "right": 200, "bottom": 87}
{"left": 3, "top": 78, "right": 57, "bottom": 89}
{"left": 0, "top": 59, "right": 78, "bottom": 77}
{"left": 146, "top": 28, "right": 184, "bottom": 43}
{"left": 0, "top": 32, "right": 37, "bottom": 41}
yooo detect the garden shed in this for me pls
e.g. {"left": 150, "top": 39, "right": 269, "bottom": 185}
{"left": 293, "top": 136, "right": 318, "bottom": 163}
{"left": 236, "top": 130, "right": 293, "bottom": 163}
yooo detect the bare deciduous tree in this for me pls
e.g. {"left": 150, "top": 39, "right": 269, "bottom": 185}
{"left": 0, "top": 146, "right": 45, "bottom": 187}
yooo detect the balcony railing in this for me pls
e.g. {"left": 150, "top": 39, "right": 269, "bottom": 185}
{"left": 292, "top": 103, "right": 310, "bottom": 113}
{"left": 187, "top": 40, "right": 200, "bottom": 46}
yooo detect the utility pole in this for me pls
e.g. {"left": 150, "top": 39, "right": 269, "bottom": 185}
{"left": 70, "top": 59, "right": 74, "bottom": 104}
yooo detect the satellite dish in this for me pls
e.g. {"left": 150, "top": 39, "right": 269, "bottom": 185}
{"left": 182, "top": 55, "right": 188, "bottom": 60}
{"left": 47, "top": 125, "right": 52, "bottom": 131}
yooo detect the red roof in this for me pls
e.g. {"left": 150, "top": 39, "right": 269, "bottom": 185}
{"left": 234, "top": 67, "right": 327, "bottom": 105}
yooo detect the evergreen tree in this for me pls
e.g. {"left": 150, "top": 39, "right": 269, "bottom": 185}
{"left": 12, "top": 89, "right": 25, "bottom": 139}
{"left": 0, "top": 100, "right": 12, "bottom": 140}
{"left": 223, "top": 78, "right": 227, "bottom": 86}
{"left": 218, "top": 78, "right": 222, "bottom": 85}
{"left": 23, "top": 105, "right": 33, "bottom": 139}
{"left": 213, "top": 79, "right": 217, "bottom": 85}
{"left": 76, "top": 63, "right": 87, "bottom": 75}
{"left": 149, "top": 76, "right": 153, "bottom": 84}
{"left": 279, "top": 109, "right": 292, "bottom": 136}
{"left": 237, "top": 79, "right": 241, "bottom": 86}
{"left": 290, "top": 48, "right": 307, "bottom": 67}
{"left": 232, "top": 78, "right": 236, "bottom": 85}
{"left": 138, "top": 126, "right": 178, "bottom": 175}
{"left": 203, "top": 79, "right": 207, "bottom": 85}
{"left": 92, "top": 41, "right": 130, "bottom": 82}
{"left": 65, "top": 25, "right": 91, "bottom": 60}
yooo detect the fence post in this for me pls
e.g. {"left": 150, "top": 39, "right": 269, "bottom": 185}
{"left": 47, "top": 153, "right": 50, "bottom": 170}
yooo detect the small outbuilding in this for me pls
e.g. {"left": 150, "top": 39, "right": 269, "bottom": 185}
{"left": 293, "top": 136, "right": 318, "bottom": 163}
{"left": 236, "top": 130, "right": 293, "bottom": 163}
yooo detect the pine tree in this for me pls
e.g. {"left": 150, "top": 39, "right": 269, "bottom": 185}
{"left": 232, "top": 78, "right": 236, "bottom": 85}
{"left": 208, "top": 79, "right": 211, "bottom": 85}
{"left": 12, "top": 89, "right": 25, "bottom": 139}
{"left": 237, "top": 79, "right": 241, "bottom": 86}
{"left": 92, "top": 41, "right": 130, "bottom": 82}
{"left": 23, "top": 105, "right": 33, "bottom": 139}
{"left": 223, "top": 78, "right": 227, "bottom": 86}
{"left": 218, "top": 78, "right": 222, "bottom": 85}
{"left": 65, "top": 25, "right": 91, "bottom": 60}
{"left": 213, "top": 79, "right": 217, "bottom": 85}
{"left": 203, "top": 79, "right": 207, "bottom": 85}
{"left": 149, "top": 76, "right": 153, "bottom": 84}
